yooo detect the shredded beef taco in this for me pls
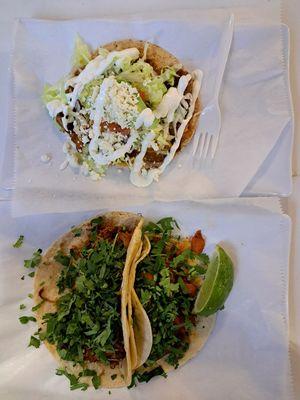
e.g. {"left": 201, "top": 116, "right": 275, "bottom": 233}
{"left": 43, "top": 37, "right": 202, "bottom": 187}
{"left": 33, "top": 212, "right": 142, "bottom": 389}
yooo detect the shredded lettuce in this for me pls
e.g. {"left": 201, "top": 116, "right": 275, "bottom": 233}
{"left": 42, "top": 80, "right": 67, "bottom": 105}
{"left": 160, "top": 66, "right": 180, "bottom": 86}
{"left": 113, "top": 56, "right": 134, "bottom": 74}
{"left": 79, "top": 77, "right": 103, "bottom": 107}
{"left": 83, "top": 156, "right": 107, "bottom": 176}
{"left": 137, "top": 96, "right": 147, "bottom": 112}
{"left": 143, "top": 78, "right": 167, "bottom": 107}
{"left": 116, "top": 61, "right": 180, "bottom": 107}
{"left": 97, "top": 47, "right": 109, "bottom": 59}
{"left": 71, "top": 35, "right": 92, "bottom": 70}
{"left": 116, "top": 59, "right": 154, "bottom": 85}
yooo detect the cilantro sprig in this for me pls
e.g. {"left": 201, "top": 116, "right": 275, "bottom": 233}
{"left": 128, "top": 367, "right": 167, "bottom": 388}
{"left": 19, "top": 316, "right": 36, "bottom": 324}
{"left": 24, "top": 249, "right": 42, "bottom": 269}
{"left": 13, "top": 235, "right": 24, "bottom": 248}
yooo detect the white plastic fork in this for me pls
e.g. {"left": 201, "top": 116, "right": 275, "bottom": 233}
{"left": 192, "top": 14, "right": 234, "bottom": 164}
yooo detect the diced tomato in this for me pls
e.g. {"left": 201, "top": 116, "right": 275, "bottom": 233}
{"left": 173, "top": 315, "right": 184, "bottom": 325}
{"left": 191, "top": 230, "right": 205, "bottom": 254}
{"left": 139, "top": 90, "right": 147, "bottom": 102}
{"left": 176, "top": 239, "right": 191, "bottom": 255}
{"left": 183, "top": 281, "right": 198, "bottom": 298}
{"left": 143, "top": 272, "right": 154, "bottom": 281}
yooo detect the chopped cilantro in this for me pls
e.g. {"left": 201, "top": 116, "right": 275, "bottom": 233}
{"left": 56, "top": 368, "right": 78, "bottom": 385}
{"left": 19, "top": 316, "right": 36, "bottom": 324}
{"left": 92, "top": 375, "right": 101, "bottom": 389}
{"left": 79, "top": 369, "right": 95, "bottom": 377}
{"left": 56, "top": 368, "right": 90, "bottom": 391}
{"left": 28, "top": 271, "right": 35, "bottom": 278}
{"left": 21, "top": 275, "right": 25, "bottom": 280}
{"left": 70, "top": 383, "right": 88, "bottom": 391}
{"left": 19, "top": 304, "right": 26, "bottom": 310}
{"left": 28, "top": 293, "right": 33, "bottom": 299}
{"left": 24, "top": 249, "right": 42, "bottom": 268}
{"left": 32, "top": 300, "right": 45, "bottom": 311}
{"left": 42, "top": 232, "right": 128, "bottom": 372}
{"left": 128, "top": 367, "right": 167, "bottom": 388}
{"left": 72, "top": 228, "right": 82, "bottom": 237}
{"left": 140, "top": 289, "right": 152, "bottom": 305}
{"left": 111, "top": 374, "right": 117, "bottom": 380}
{"left": 143, "top": 217, "right": 179, "bottom": 235}
{"left": 135, "top": 218, "right": 209, "bottom": 368}
{"left": 90, "top": 217, "right": 103, "bottom": 226}
{"left": 54, "top": 251, "right": 71, "bottom": 267}
{"left": 159, "top": 267, "right": 179, "bottom": 296}
{"left": 13, "top": 235, "right": 24, "bottom": 248}
{"left": 178, "top": 277, "right": 189, "bottom": 294}
{"left": 29, "top": 335, "right": 40, "bottom": 348}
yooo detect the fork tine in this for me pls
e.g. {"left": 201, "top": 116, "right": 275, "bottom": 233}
{"left": 203, "top": 134, "right": 212, "bottom": 159}
{"left": 191, "top": 132, "right": 200, "bottom": 157}
{"left": 197, "top": 132, "right": 207, "bottom": 161}
{"left": 192, "top": 132, "right": 203, "bottom": 165}
{"left": 210, "top": 134, "right": 219, "bottom": 159}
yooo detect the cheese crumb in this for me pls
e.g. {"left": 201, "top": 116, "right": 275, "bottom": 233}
{"left": 59, "top": 160, "right": 69, "bottom": 171}
{"left": 40, "top": 153, "right": 51, "bottom": 163}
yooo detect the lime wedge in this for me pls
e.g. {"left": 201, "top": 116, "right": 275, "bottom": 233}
{"left": 193, "top": 245, "right": 234, "bottom": 316}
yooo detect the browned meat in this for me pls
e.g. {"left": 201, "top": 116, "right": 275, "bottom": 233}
{"left": 70, "top": 132, "right": 83, "bottom": 152}
{"left": 118, "top": 231, "right": 133, "bottom": 248}
{"left": 55, "top": 113, "right": 83, "bottom": 152}
{"left": 100, "top": 121, "right": 130, "bottom": 136}
{"left": 191, "top": 230, "right": 205, "bottom": 254}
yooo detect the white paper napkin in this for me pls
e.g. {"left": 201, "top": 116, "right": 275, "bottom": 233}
{"left": 0, "top": 198, "right": 293, "bottom": 399}
{"left": 9, "top": 10, "right": 292, "bottom": 216}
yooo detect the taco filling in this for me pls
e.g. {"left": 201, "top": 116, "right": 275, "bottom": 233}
{"left": 33, "top": 212, "right": 141, "bottom": 389}
{"left": 43, "top": 37, "right": 202, "bottom": 187}
{"left": 133, "top": 219, "right": 208, "bottom": 367}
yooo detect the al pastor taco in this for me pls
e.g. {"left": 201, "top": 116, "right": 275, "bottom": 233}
{"left": 128, "top": 217, "right": 234, "bottom": 385}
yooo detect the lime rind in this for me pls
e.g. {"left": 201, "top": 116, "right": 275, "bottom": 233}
{"left": 193, "top": 245, "right": 234, "bottom": 316}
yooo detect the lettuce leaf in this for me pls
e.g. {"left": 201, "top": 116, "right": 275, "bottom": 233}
{"left": 42, "top": 80, "right": 67, "bottom": 105}
{"left": 160, "top": 66, "right": 180, "bottom": 86}
{"left": 71, "top": 35, "right": 92, "bottom": 70}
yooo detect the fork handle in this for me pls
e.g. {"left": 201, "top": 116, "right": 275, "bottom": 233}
{"left": 213, "top": 14, "right": 234, "bottom": 100}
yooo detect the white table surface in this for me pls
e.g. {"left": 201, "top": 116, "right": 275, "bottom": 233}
{"left": 0, "top": 0, "right": 299, "bottom": 398}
